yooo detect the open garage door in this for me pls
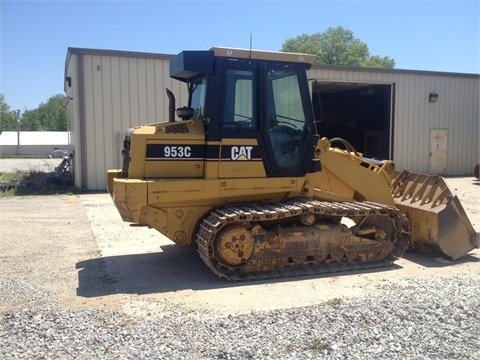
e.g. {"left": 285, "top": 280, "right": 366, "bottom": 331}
{"left": 312, "top": 82, "right": 393, "bottom": 160}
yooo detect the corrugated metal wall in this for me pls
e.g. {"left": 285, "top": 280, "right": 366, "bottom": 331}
{"left": 65, "top": 52, "right": 82, "bottom": 188}
{"left": 65, "top": 49, "right": 188, "bottom": 189}
{"left": 308, "top": 66, "right": 479, "bottom": 176}
{"left": 65, "top": 48, "right": 479, "bottom": 190}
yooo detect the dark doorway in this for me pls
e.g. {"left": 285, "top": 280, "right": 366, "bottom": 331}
{"left": 312, "top": 82, "right": 393, "bottom": 160}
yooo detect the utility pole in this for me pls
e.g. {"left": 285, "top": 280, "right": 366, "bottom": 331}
{"left": 15, "top": 110, "right": 21, "bottom": 156}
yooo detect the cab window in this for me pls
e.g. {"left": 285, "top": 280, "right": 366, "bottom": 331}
{"left": 266, "top": 68, "right": 306, "bottom": 168}
{"left": 222, "top": 69, "right": 256, "bottom": 129}
{"left": 190, "top": 78, "right": 207, "bottom": 121}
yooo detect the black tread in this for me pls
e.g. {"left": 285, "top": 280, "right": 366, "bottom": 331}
{"left": 196, "top": 198, "right": 410, "bottom": 281}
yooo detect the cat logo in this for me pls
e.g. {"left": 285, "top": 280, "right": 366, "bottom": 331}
{"left": 231, "top": 146, "right": 253, "bottom": 161}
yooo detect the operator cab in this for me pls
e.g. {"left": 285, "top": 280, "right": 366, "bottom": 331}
{"left": 169, "top": 47, "right": 319, "bottom": 177}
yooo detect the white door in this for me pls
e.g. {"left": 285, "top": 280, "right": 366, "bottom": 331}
{"left": 430, "top": 129, "right": 447, "bottom": 175}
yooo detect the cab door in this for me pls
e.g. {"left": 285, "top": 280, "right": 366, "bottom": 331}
{"left": 213, "top": 59, "right": 317, "bottom": 179}
{"left": 261, "top": 63, "right": 317, "bottom": 176}
{"left": 217, "top": 60, "right": 267, "bottom": 178}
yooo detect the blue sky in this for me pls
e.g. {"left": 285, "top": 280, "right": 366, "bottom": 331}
{"left": 1, "top": 0, "right": 479, "bottom": 111}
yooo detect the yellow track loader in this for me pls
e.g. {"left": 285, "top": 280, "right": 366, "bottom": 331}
{"left": 107, "top": 47, "right": 478, "bottom": 280}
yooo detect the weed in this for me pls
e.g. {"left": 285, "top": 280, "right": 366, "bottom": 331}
{"left": 0, "top": 169, "right": 79, "bottom": 196}
{"left": 360, "top": 314, "right": 375, "bottom": 325}
{"left": 285, "top": 343, "right": 295, "bottom": 352}
{"left": 0, "top": 170, "right": 24, "bottom": 182}
{"left": 308, "top": 339, "right": 330, "bottom": 351}
{"left": 325, "top": 297, "right": 342, "bottom": 306}
{"left": 0, "top": 188, "right": 16, "bottom": 197}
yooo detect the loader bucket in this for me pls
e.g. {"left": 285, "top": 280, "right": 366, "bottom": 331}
{"left": 391, "top": 171, "right": 479, "bottom": 260}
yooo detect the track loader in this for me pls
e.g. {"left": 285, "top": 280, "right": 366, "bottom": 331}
{"left": 107, "top": 47, "right": 479, "bottom": 280}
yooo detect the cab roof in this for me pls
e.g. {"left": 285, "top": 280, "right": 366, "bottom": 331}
{"left": 212, "top": 46, "right": 316, "bottom": 66}
{"left": 170, "top": 47, "right": 316, "bottom": 82}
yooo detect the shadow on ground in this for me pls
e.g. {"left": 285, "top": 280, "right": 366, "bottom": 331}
{"left": 76, "top": 243, "right": 407, "bottom": 297}
{"left": 76, "top": 244, "right": 215, "bottom": 297}
{"left": 76, "top": 247, "right": 480, "bottom": 298}
{"left": 402, "top": 249, "right": 479, "bottom": 268}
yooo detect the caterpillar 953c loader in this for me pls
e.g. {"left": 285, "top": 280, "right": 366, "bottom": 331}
{"left": 107, "top": 47, "right": 479, "bottom": 280}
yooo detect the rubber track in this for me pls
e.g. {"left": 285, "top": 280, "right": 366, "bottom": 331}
{"left": 196, "top": 198, "right": 410, "bottom": 281}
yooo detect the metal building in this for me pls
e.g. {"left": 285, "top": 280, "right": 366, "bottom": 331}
{"left": 64, "top": 48, "right": 186, "bottom": 190}
{"left": 309, "top": 66, "right": 479, "bottom": 177}
{"left": 64, "top": 47, "right": 479, "bottom": 190}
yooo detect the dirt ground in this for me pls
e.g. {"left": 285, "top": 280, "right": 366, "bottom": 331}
{"left": 1, "top": 169, "right": 479, "bottom": 319}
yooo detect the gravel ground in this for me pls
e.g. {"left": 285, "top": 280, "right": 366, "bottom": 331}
{"left": 1, "top": 277, "right": 479, "bottom": 359}
{"left": 1, "top": 159, "right": 479, "bottom": 359}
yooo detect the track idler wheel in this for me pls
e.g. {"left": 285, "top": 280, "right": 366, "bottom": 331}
{"left": 358, "top": 215, "right": 396, "bottom": 242}
{"left": 214, "top": 225, "right": 255, "bottom": 267}
{"left": 354, "top": 214, "right": 397, "bottom": 261}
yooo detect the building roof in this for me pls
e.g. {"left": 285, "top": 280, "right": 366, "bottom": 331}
{"left": 0, "top": 131, "right": 69, "bottom": 146}
{"left": 66, "top": 47, "right": 479, "bottom": 79}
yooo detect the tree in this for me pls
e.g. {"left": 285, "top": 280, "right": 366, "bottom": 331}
{"left": 0, "top": 93, "right": 19, "bottom": 132}
{"left": 20, "top": 109, "right": 41, "bottom": 131}
{"left": 361, "top": 55, "right": 395, "bottom": 69}
{"left": 0, "top": 93, "right": 68, "bottom": 132}
{"left": 281, "top": 26, "right": 395, "bottom": 68}
{"left": 21, "top": 94, "right": 67, "bottom": 131}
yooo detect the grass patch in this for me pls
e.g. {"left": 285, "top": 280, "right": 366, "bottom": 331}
{"left": 324, "top": 297, "right": 342, "bottom": 306}
{"left": 0, "top": 170, "right": 79, "bottom": 196}
{"left": 308, "top": 339, "right": 330, "bottom": 352}
{"left": 0, "top": 170, "right": 24, "bottom": 182}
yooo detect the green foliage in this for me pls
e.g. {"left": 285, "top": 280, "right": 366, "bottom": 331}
{"left": 324, "top": 297, "right": 343, "bottom": 306}
{"left": 21, "top": 94, "right": 67, "bottom": 131}
{"left": 20, "top": 109, "right": 42, "bottom": 131}
{"left": 281, "top": 26, "right": 395, "bottom": 69}
{"left": 0, "top": 170, "right": 24, "bottom": 183}
{"left": 361, "top": 55, "right": 396, "bottom": 68}
{"left": 0, "top": 93, "right": 18, "bottom": 132}
{"left": 308, "top": 339, "right": 330, "bottom": 352}
{"left": 0, "top": 93, "right": 67, "bottom": 132}
{"left": 0, "top": 169, "right": 78, "bottom": 197}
